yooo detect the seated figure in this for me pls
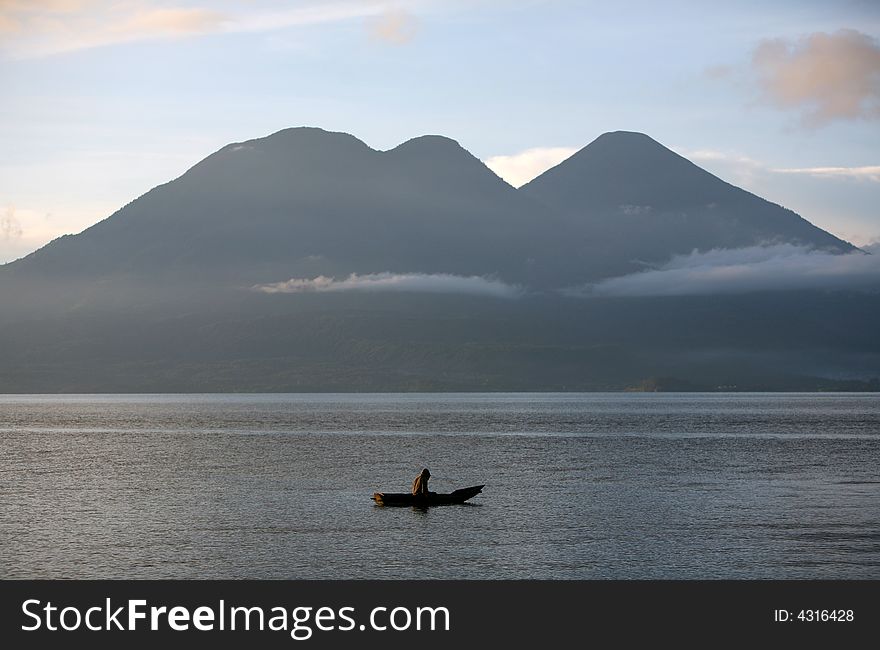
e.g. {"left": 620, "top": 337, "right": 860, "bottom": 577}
{"left": 411, "top": 468, "right": 431, "bottom": 496}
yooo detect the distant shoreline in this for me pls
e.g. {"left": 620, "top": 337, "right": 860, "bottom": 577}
{"left": 1, "top": 387, "right": 879, "bottom": 396}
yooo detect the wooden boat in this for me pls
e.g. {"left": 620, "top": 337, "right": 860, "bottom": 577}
{"left": 372, "top": 485, "right": 484, "bottom": 507}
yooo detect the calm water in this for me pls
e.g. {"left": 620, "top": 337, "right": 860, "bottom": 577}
{"left": 1, "top": 393, "right": 878, "bottom": 579}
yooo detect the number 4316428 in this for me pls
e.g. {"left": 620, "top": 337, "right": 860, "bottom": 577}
{"left": 774, "top": 609, "right": 854, "bottom": 622}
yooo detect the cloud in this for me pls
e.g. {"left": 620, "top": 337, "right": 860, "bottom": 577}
{"left": 254, "top": 272, "right": 522, "bottom": 298}
{"left": 675, "top": 148, "right": 768, "bottom": 187}
{"left": 1, "top": 206, "right": 23, "bottom": 240}
{"left": 751, "top": 29, "right": 880, "bottom": 127}
{"left": 483, "top": 147, "right": 578, "bottom": 188}
{"left": 772, "top": 166, "right": 880, "bottom": 183}
{"left": 0, "top": 0, "right": 92, "bottom": 11}
{"left": 368, "top": 7, "right": 417, "bottom": 45}
{"left": 0, "top": 0, "right": 395, "bottom": 58}
{"left": 111, "top": 7, "right": 226, "bottom": 37}
{"left": 683, "top": 149, "right": 760, "bottom": 166}
{"left": 619, "top": 204, "right": 652, "bottom": 216}
{"left": 231, "top": 2, "right": 389, "bottom": 35}
{"left": 0, "top": 1, "right": 227, "bottom": 56}
{"left": 0, "top": 0, "right": 90, "bottom": 32}
{"left": 572, "top": 244, "right": 880, "bottom": 297}
{"left": 680, "top": 147, "right": 880, "bottom": 185}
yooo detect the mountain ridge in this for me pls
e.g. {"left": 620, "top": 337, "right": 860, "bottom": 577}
{"left": 520, "top": 130, "right": 854, "bottom": 259}
{"left": 2, "top": 126, "right": 853, "bottom": 285}
{"left": 1, "top": 126, "right": 874, "bottom": 393}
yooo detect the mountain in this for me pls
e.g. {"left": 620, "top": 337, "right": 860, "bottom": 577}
{"left": 521, "top": 131, "right": 854, "bottom": 277}
{"left": 4, "top": 128, "right": 853, "bottom": 294}
{"left": 5, "top": 127, "right": 566, "bottom": 289}
{"left": 0, "top": 127, "right": 876, "bottom": 392}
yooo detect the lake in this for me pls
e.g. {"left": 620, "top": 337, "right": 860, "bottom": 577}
{"left": 1, "top": 393, "right": 878, "bottom": 579}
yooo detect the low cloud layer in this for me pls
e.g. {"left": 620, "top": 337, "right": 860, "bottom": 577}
{"left": 484, "top": 147, "right": 577, "bottom": 188}
{"left": 578, "top": 244, "right": 880, "bottom": 297}
{"left": 752, "top": 29, "right": 880, "bottom": 127}
{"left": 255, "top": 272, "right": 521, "bottom": 298}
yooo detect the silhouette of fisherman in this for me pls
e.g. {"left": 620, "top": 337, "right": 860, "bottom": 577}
{"left": 411, "top": 468, "right": 431, "bottom": 497}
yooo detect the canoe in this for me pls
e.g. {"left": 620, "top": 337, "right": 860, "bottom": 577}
{"left": 372, "top": 484, "right": 484, "bottom": 507}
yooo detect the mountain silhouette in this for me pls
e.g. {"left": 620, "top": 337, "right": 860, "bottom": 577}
{"left": 4, "top": 128, "right": 852, "bottom": 291}
{"left": 0, "top": 127, "right": 874, "bottom": 392}
{"left": 7, "top": 127, "right": 564, "bottom": 289}
{"left": 520, "top": 130, "right": 853, "bottom": 277}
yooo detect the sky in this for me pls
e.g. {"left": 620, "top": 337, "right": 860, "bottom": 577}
{"left": 1, "top": 0, "right": 879, "bottom": 264}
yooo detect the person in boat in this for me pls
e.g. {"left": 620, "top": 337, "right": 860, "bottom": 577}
{"left": 411, "top": 468, "right": 431, "bottom": 497}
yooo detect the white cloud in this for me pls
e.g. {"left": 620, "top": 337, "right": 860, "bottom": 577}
{"left": 573, "top": 244, "right": 880, "bottom": 297}
{"left": 751, "top": 29, "right": 880, "bottom": 127}
{"left": 255, "top": 272, "right": 522, "bottom": 298}
{"left": 619, "top": 204, "right": 652, "bottom": 216}
{"left": 0, "top": 0, "right": 397, "bottom": 58}
{"left": 0, "top": 0, "right": 93, "bottom": 14}
{"left": 679, "top": 147, "right": 880, "bottom": 186}
{"left": 772, "top": 166, "right": 880, "bottom": 183}
{"left": 111, "top": 7, "right": 227, "bottom": 37}
{"left": 683, "top": 149, "right": 760, "bottom": 166}
{"left": 0, "top": 2, "right": 227, "bottom": 56}
{"left": 674, "top": 147, "right": 768, "bottom": 188}
{"left": 230, "top": 2, "right": 389, "bottom": 35}
{"left": 483, "top": 147, "right": 577, "bottom": 188}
